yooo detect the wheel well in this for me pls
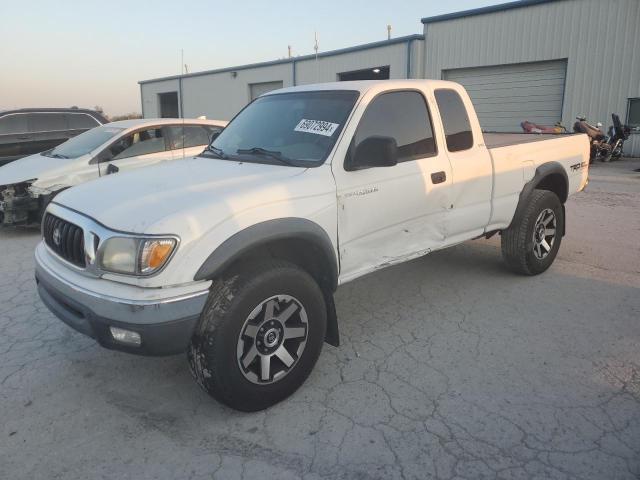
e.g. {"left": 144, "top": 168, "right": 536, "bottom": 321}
{"left": 225, "top": 238, "right": 337, "bottom": 293}
{"left": 221, "top": 237, "right": 340, "bottom": 347}
{"left": 535, "top": 173, "right": 568, "bottom": 203}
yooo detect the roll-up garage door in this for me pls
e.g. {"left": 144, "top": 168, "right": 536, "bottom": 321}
{"left": 249, "top": 81, "right": 284, "bottom": 101}
{"left": 443, "top": 60, "right": 567, "bottom": 132}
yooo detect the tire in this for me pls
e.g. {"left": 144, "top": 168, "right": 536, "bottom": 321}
{"left": 501, "top": 189, "right": 564, "bottom": 275}
{"left": 187, "top": 260, "right": 327, "bottom": 411}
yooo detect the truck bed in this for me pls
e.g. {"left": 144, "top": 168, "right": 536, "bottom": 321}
{"left": 484, "top": 132, "right": 580, "bottom": 149}
{"left": 483, "top": 131, "right": 590, "bottom": 233}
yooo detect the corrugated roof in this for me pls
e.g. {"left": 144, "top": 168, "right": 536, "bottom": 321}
{"left": 421, "top": 0, "right": 563, "bottom": 24}
{"left": 139, "top": 34, "right": 424, "bottom": 85}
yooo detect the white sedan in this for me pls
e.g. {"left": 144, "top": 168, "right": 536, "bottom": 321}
{"left": 0, "top": 118, "right": 227, "bottom": 226}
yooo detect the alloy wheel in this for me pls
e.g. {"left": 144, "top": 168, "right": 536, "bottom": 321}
{"left": 236, "top": 294, "right": 308, "bottom": 385}
{"left": 532, "top": 208, "right": 556, "bottom": 260}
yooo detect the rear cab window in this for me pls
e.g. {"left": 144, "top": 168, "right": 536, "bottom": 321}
{"left": 434, "top": 89, "right": 474, "bottom": 152}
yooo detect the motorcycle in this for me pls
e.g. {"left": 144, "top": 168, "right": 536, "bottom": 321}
{"left": 521, "top": 120, "right": 567, "bottom": 134}
{"left": 604, "top": 113, "right": 631, "bottom": 161}
{"left": 573, "top": 116, "right": 611, "bottom": 163}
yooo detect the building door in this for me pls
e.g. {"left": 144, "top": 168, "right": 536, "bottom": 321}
{"left": 338, "top": 66, "right": 390, "bottom": 81}
{"left": 158, "top": 92, "right": 179, "bottom": 118}
{"left": 249, "top": 81, "right": 284, "bottom": 101}
{"left": 443, "top": 60, "right": 567, "bottom": 132}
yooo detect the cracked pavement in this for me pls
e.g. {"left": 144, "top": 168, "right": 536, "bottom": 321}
{"left": 1, "top": 159, "right": 639, "bottom": 480}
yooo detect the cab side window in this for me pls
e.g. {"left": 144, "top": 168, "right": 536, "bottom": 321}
{"left": 347, "top": 91, "right": 436, "bottom": 168}
{"left": 184, "top": 126, "right": 215, "bottom": 147}
{"left": 434, "top": 89, "right": 474, "bottom": 152}
{"left": 28, "top": 113, "right": 68, "bottom": 133}
{"left": 109, "top": 128, "right": 166, "bottom": 160}
{"left": 67, "top": 113, "right": 100, "bottom": 130}
{"left": 167, "top": 125, "right": 217, "bottom": 150}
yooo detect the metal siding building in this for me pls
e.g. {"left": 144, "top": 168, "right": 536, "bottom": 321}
{"left": 422, "top": 0, "right": 640, "bottom": 155}
{"left": 139, "top": 0, "right": 639, "bottom": 155}
{"left": 139, "top": 35, "right": 424, "bottom": 121}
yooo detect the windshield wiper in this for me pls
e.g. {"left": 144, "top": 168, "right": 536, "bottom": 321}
{"left": 236, "top": 147, "right": 297, "bottom": 167}
{"left": 48, "top": 153, "right": 69, "bottom": 159}
{"left": 202, "top": 144, "right": 227, "bottom": 159}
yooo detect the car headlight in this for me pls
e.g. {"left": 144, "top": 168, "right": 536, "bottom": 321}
{"left": 100, "top": 237, "right": 177, "bottom": 276}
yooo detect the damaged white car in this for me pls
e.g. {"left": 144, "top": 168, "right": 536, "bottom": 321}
{"left": 0, "top": 118, "right": 226, "bottom": 226}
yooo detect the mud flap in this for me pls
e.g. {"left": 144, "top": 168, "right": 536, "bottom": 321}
{"left": 323, "top": 290, "right": 339, "bottom": 347}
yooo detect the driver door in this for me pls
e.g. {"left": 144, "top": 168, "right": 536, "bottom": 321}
{"left": 98, "top": 127, "right": 172, "bottom": 176}
{"left": 333, "top": 89, "right": 453, "bottom": 282}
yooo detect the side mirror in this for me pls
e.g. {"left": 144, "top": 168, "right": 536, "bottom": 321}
{"left": 209, "top": 130, "right": 222, "bottom": 143}
{"left": 348, "top": 136, "right": 398, "bottom": 171}
{"left": 106, "top": 163, "right": 119, "bottom": 175}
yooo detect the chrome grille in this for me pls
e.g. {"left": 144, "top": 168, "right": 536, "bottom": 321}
{"left": 43, "top": 213, "right": 86, "bottom": 268}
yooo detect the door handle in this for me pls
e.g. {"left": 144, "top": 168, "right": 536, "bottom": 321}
{"left": 431, "top": 171, "right": 446, "bottom": 184}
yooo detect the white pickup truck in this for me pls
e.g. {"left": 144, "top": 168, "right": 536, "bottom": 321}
{"left": 35, "top": 80, "right": 589, "bottom": 411}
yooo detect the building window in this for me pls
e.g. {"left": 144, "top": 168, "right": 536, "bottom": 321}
{"left": 338, "top": 66, "right": 390, "bottom": 81}
{"left": 627, "top": 98, "right": 640, "bottom": 130}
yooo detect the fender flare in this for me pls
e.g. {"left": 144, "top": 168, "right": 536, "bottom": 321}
{"left": 509, "top": 161, "right": 568, "bottom": 235}
{"left": 194, "top": 218, "right": 338, "bottom": 285}
{"left": 193, "top": 218, "right": 340, "bottom": 346}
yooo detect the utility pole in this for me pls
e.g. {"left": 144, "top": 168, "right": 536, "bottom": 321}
{"left": 314, "top": 32, "right": 319, "bottom": 82}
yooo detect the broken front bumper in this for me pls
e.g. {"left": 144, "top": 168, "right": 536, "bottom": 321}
{"left": 0, "top": 183, "right": 41, "bottom": 226}
{"left": 0, "top": 194, "right": 39, "bottom": 225}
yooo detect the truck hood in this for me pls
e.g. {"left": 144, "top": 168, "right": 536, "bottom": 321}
{"left": 54, "top": 156, "right": 308, "bottom": 233}
{"left": 0, "top": 152, "right": 81, "bottom": 186}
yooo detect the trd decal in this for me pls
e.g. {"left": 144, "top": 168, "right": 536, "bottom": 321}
{"left": 570, "top": 161, "right": 588, "bottom": 171}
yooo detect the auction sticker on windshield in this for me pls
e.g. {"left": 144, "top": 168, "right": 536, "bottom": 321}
{"left": 294, "top": 119, "right": 339, "bottom": 137}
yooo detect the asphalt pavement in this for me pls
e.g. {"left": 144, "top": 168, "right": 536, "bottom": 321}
{"left": 1, "top": 159, "right": 639, "bottom": 480}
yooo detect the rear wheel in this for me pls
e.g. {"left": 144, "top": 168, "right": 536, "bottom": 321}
{"left": 501, "top": 189, "right": 564, "bottom": 275}
{"left": 188, "top": 260, "right": 327, "bottom": 411}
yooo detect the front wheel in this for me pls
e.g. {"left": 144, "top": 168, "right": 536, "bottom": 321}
{"left": 501, "top": 189, "right": 564, "bottom": 275}
{"left": 188, "top": 260, "right": 327, "bottom": 411}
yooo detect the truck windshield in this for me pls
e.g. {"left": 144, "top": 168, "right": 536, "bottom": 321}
{"left": 43, "top": 125, "right": 124, "bottom": 159}
{"left": 208, "top": 90, "right": 359, "bottom": 166}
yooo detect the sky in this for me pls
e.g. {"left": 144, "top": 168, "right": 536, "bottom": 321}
{"left": 0, "top": 0, "right": 501, "bottom": 117}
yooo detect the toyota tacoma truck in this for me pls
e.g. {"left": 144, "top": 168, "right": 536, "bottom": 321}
{"left": 34, "top": 80, "right": 589, "bottom": 411}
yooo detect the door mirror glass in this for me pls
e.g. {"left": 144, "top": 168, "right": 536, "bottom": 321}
{"left": 350, "top": 136, "right": 398, "bottom": 170}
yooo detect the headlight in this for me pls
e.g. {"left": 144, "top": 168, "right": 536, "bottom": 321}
{"left": 100, "top": 237, "right": 177, "bottom": 276}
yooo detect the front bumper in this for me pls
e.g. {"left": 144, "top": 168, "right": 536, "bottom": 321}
{"left": 35, "top": 247, "right": 209, "bottom": 356}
